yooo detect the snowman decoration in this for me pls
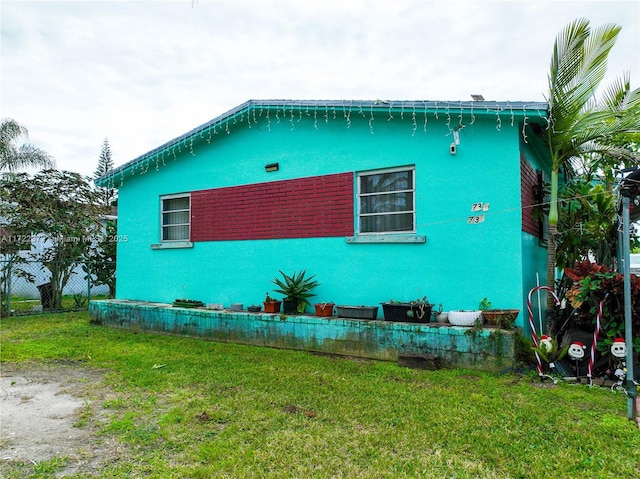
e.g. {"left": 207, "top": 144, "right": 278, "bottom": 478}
{"left": 610, "top": 338, "right": 627, "bottom": 389}
{"left": 567, "top": 341, "right": 587, "bottom": 379}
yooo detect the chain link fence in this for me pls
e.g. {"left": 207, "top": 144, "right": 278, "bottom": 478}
{"left": 0, "top": 259, "right": 115, "bottom": 317}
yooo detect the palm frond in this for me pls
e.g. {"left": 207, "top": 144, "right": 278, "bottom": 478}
{"left": 572, "top": 141, "right": 640, "bottom": 165}
{"left": 0, "top": 118, "right": 55, "bottom": 172}
{"left": 601, "top": 73, "right": 630, "bottom": 110}
{"left": 549, "top": 20, "right": 621, "bottom": 136}
{"left": 549, "top": 18, "right": 590, "bottom": 98}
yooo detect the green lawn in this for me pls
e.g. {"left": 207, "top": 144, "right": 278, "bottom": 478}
{"left": 1, "top": 312, "right": 639, "bottom": 478}
{"left": 4, "top": 294, "right": 108, "bottom": 314}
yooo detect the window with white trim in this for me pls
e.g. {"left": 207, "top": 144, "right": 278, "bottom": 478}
{"left": 357, "top": 167, "right": 415, "bottom": 234}
{"left": 161, "top": 194, "right": 190, "bottom": 241}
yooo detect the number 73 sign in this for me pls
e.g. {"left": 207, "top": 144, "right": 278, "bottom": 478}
{"left": 468, "top": 202, "right": 489, "bottom": 224}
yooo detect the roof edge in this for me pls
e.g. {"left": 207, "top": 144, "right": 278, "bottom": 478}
{"left": 96, "top": 99, "right": 549, "bottom": 186}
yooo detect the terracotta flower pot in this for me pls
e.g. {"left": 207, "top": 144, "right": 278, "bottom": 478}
{"left": 263, "top": 301, "right": 281, "bottom": 313}
{"left": 481, "top": 309, "right": 520, "bottom": 327}
{"left": 314, "top": 303, "right": 335, "bottom": 317}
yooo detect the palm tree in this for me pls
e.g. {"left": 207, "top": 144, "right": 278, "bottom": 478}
{"left": 0, "top": 118, "right": 54, "bottom": 172}
{"left": 544, "top": 18, "right": 640, "bottom": 307}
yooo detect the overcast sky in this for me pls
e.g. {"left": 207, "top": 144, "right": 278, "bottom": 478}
{"left": 2, "top": 0, "right": 639, "bottom": 177}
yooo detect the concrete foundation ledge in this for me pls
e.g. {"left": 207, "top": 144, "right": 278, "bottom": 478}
{"left": 89, "top": 299, "right": 516, "bottom": 371}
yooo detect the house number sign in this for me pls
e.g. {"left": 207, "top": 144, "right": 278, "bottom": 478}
{"left": 467, "top": 215, "right": 485, "bottom": 224}
{"left": 471, "top": 202, "right": 490, "bottom": 212}
{"left": 468, "top": 202, "right": 489, "bottom": 224}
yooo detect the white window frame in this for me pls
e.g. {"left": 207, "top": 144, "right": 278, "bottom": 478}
{"left": 356, "top": 166, "right": 416, "bottom": 235}
{"left": 160, "top": 193, "right": 191, "bottom": 242}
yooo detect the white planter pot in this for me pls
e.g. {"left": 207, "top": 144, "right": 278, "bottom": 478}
{"left": 448, "top": 310, "right": 482, "bottom": 326}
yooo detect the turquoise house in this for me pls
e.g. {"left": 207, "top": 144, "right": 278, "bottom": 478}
{"left": 96, "top": 99, "right": 550, "bottom": 332}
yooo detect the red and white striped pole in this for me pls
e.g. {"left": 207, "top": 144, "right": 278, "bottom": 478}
{"left": 528, "top": 286, "right": 560, "bottom": 378}
{"left": 587, "top": 295, "right": 608, "bottom": 384}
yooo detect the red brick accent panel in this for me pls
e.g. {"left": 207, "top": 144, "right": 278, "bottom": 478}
{"left": 521, "top": 154, "right": 540, "bottom": 237}
{"left": 191, "top": 173, "right": 354, "bottom": 241}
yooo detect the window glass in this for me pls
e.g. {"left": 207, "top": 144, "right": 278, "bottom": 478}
{"left": 358, "top": 168, "right": 415, "bottom": 234}
{"left": 161, "top": 195, "right": 190, "bottom": 241}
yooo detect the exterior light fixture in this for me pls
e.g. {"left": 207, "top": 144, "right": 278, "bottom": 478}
{"left": 265, "top": 162, "right": 279, "bottom": 172}
{"left": 471, "top": 94, "right": 485, "bottom": 101}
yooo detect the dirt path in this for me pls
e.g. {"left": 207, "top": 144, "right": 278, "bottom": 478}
{"left": 0, "top": 361, "right": 115, "bottom": 477}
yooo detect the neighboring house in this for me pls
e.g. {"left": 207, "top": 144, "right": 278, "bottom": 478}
{"left": 96, "top": 99, "right": 551, "bottom": 331}
{"left": 0, "top": 216, "right": 115, "bottom": 299}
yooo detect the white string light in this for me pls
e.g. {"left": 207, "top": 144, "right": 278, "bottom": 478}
{"left": 445, "top": 104, "right": 452, "bottom": 134}
{"left": 423, "top": 101, "right": 428, "bottom": 132}
{"left": 369, "top": 103, "right": 375, "bottom": 134}
{"left": 345, "top": 102, "right": 352, "bottom": 128}
{"left": 522, "top": 113, "right": 529, "bottom": 144}
{"left": 106, "top": 100, "right": 546, "bottom": 183}
{"left": 411, "top": 105, "right": 417, "bottom": 137}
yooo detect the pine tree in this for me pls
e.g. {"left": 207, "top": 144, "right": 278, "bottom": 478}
{"left": 94, "top": 138, "right": 116, "bottom": 207}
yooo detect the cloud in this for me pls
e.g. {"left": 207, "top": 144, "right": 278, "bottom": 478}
{"left": 1, "top": 0, "right": 638, "bottom": 175}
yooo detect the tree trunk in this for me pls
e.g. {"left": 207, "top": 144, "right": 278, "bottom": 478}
{"left": 546, "top": 224, "right": 558, "bottom": 309}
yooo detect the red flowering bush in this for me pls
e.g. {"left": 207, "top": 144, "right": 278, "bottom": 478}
{"left": 563, "top": 260, "right": 640, "bottom": 353}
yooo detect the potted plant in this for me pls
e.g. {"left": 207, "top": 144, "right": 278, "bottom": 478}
{"left": 382, "top": 296, "right": 433, "bottom": 323}
{"left": 247, "top": 305, "right": 262, "bottom": 313}
{"left": 479, "top": 297, "right": 520, "bottom": 328}
{"left": 173, "top": 299, "right": 204, "bottom": 308}
{"left": 432, "top": 303, "right": 448, "bottom": 323}
{"left": 448, "top": 309, "right": 482, "bottom": 326}
{"left": 532, "top": 334, "right": 571, "bottom": 376}
{"left": 263, "top": 293, "right": 282, "bottom": 313}
{"left": 409, "top": 296, "right": 433, "bottom": 323}
{"left": 271, "top": 270, "right": 319, "bottom": 314}
{"left": 314, "top": 302, "right": 334, "bottom": 317}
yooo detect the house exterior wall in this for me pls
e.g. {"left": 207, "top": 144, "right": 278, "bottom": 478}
{"left": 519, "top": 134, "right": 552, "bottom": 331}
{"left": 114, "top": 108, "right": 545, "bottom": 325}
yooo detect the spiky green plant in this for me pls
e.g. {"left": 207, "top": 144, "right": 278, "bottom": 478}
{"left": 271, "top": 270, "right": 319, "bottom": 312}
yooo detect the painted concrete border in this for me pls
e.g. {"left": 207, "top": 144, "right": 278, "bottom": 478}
{"left": 89, "top": 300, "right": 515, "bottom": 371}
